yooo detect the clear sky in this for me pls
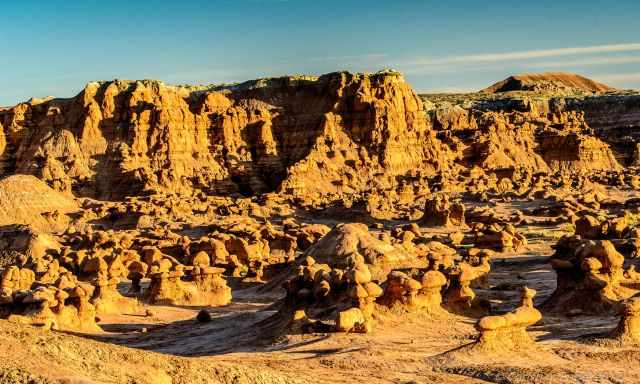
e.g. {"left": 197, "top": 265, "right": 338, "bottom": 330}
{"left": 1, "top": 0, "right": 640, "bottom": 105}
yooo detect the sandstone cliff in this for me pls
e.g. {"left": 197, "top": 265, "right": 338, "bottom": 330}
{"left": 426, "top": 78, "right": 639, "bottom": 172}
{"left": 0, "top": 71, "right": 451, "bottom": 201}
{"left": 1, "top": 71, "right": 639, "bottom": 204}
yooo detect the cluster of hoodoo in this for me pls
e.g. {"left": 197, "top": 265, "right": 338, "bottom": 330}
{"left": 280, "top": 254, "right": 382, "bottom": 333}
{"left": 544, "top": 237, "right": 628, "bottom": 314}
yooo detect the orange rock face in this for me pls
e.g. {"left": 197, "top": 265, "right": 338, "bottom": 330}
{"left": 0, "top": 71, "right": 450, "bottom": 203}
{"left": 2, "top": 70, "right": 638, "bottom": 206}
{"left": 428, "top": 89, "right": 629, "bottom": 174}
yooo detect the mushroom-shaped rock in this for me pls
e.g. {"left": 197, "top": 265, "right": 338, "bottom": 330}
{"left": 474, "top": 287, "right": 542, "bottom": 352}
{"left": 363, "top": 282, "right": 383, "bottom": 298}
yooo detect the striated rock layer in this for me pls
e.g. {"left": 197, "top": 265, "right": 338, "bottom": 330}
{"left": 1, "top": 70, "right": 639, "bottom": 204}
{"left": 426, "top": 85, "right": 639, "bottom": 172}
{"left": 0, "top": 71, "right": 450, "bottom": 202}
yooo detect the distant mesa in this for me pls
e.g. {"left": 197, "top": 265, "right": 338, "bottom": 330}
{"left": 481, "top": 72, "right": 615, "bottom": 94}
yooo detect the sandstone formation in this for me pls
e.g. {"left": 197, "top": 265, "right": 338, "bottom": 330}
{"left": 544, "top": 237, "right": 630, "bottom": 314}
{"left": 303, "top": 223, "right": 413, "bottom": 278}
{"left": 611, "top": 294, "right": 640, "bottom": 344}
{"left": 0, "top": 70, "right": 637, "bottom": 207}
{"left": 145, "top": 265, "right": 231, "bottom": 307}
{"left": 7, "top": 284, "right": 99, "bottom": 332}
{"left": 474, "top": 223, "right": 527, "bottom": 252}
{"left": 378, "top": 269, "right": 447, "bottom": 313}
{"left": 0, "top": 71, "right": 450, "bottom": 205}
{"left": 443, "top": 262, "right": 488, "bottom": 314}
{"left": 278, "top": 255, "right": 383, "bottom": 333}
{"left": 421, "top": 194, "right": 465, "bottom": 227}
{"left": 474, "top": 286, "right": 542, "bottom": 352}
{"left": 276, "top": 250, "right": 456, "bottom": 335}
{"left": 426, "top": 75, "right": 635, "bottom": 172}
{"left": 2, "top": 69, "right": 640, "bottom": 382}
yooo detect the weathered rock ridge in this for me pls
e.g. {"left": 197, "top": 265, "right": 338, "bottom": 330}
{"left": 425, "top": 82, "right": 640, "bottom": 172}
{"left": 1, "top": 70, "right": 639, "bottom": 204}
{"left": 0, "top": 71, "right": 449, "bottom": 201}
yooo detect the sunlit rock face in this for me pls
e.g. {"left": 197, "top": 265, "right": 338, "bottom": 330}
{"left": 0, "top": 71, "right": 451, "bottom": 203}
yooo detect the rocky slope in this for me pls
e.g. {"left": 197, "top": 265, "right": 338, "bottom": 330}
{"left": 0, "top": 71, "right": 639, "bottom": 205}
{"left": 0, "top": 175, "right": 79, "bottom": 232}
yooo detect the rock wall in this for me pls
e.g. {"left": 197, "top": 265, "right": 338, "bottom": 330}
{"left": 0, "top": 71, "right": 451, "bottom": 201}
{"left": 538, "top": 134, "right": 622, "bottom": 172}
{"left": 1, "top": 70, "right": 639, "bottom": 203}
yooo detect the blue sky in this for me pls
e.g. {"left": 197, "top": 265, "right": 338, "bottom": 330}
{"left": 1, "top": 0, "right": 639, "bottom": 105}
